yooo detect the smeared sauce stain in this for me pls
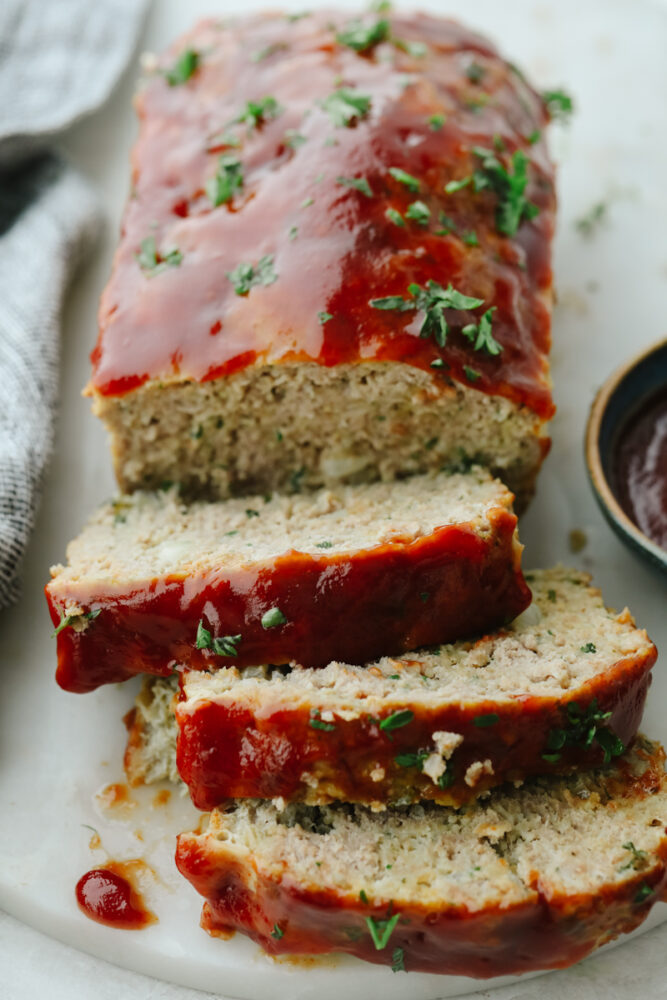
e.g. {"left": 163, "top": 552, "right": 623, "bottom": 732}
{"left": 76, "top": 860, "right": 158, "bottom": 930}
{"left": 96, "top": 782, "right": 136, "bottom": 816}
{"left": 152, "top": 788, "right": 172, "bottom": 808}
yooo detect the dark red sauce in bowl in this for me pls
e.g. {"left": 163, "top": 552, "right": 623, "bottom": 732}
{"left": 612, "top": 390, "right": 667, "bottom": 551}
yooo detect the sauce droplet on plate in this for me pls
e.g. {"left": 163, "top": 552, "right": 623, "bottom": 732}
{"left": 76, "top": 863, "right": 157, "bottom": 930}
{"left": 612, "top": 389, "right": 667, "bottom": 550}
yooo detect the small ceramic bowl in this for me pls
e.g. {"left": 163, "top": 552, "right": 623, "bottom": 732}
{"left": 585, "top": 336, "right": 667, "bottom": 575}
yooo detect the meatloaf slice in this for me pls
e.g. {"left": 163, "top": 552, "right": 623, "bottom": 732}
{"left": 175, "top": 736, "right": 667, "bottom": 978}
{"left": 126, "top": 569, "right": 656, "bottom": 808}
{"left": 88, "top": 10, "right": 555, "bottom": 510}
{"left": 46, "top": 469, "right": 530, "bottom": 694}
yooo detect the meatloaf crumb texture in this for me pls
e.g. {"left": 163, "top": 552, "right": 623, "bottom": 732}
{"left": 126, "top": 568, "right": 656, "bottom": 807}
{"left": 46, "top": 469, "right": 531, "bottom": 692}
{"left": 94, "top": 363, "right": 548, "bottom": 510}
{"left": 175, "top": 736, "right": 667, "bottom": 977}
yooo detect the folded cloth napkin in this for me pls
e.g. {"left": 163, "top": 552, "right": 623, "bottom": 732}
{"left": 0, "top": 0, "right": 149, "bottom": 609}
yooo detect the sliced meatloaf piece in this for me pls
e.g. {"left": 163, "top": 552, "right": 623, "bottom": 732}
{"left": 126, "top": 569, "right": 656, "bottom": 808}
{"left": 46, "top": 470, "right": 530, "bottom": 694}
{"left": 175, "top": 736, "right": 667, "bottom": 978}
{"left": 87, "top": 10, "right": 555, "bottom": 510}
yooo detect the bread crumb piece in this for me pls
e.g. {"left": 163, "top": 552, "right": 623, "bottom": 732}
{"left": 465, "top": 759, "right": 494, "bottom": 788}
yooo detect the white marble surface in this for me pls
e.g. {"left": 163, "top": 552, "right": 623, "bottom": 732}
{"left": 2, "top": 0, "right": 667, "bottom": 996}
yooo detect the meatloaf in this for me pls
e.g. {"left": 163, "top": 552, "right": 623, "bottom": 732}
{"left": 175, "top": 736, "right": 667, "bottom": 977}
{"left": 46, "top": 470, "right": 530, "bottom": 693}
{"left": 87, "top": 10, "right": 555, "bottom": 509}
{"left": 125, "top": 569, "right": 656, "bottom": 808}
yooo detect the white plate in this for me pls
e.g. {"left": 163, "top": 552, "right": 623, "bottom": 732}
{"left": 1, "top": 0, "right": 667, "bottom": 997}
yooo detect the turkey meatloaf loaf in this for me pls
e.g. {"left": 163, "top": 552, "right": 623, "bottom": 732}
{"left": 46, "top": 470, "right": 530, "bottom": 693}
{"left": 124, "top": 568, "right": 656, "bottom": 809}
{"left": 175, "top": 736, "right": 667, "bottom": 977}
{"left": 87, "top": 9, "right": 555, "bottom": 509}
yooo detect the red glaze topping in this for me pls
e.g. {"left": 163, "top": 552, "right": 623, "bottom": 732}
{"left": 175, "top": 744, "right": 667, "bottom": 978}
{"left": 48, "top": 509, "right": 529, "bottom": 693}
{"left": 612, "top": 389, "right": 667, "bottom": 550}
{"left": 175, "top": 653, "right": 653, "bottom": 810}
{"left": 90, "top": 11, "right": 554, "bottom": 418}
{"left": 75, "top": 864, "right": 157, "bottom": 930}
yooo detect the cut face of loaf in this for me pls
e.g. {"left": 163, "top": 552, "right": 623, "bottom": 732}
{"left": 126, "top": 569, "right": 656, "bottom": 808}
{"left": 176, "top": 737, "right": 667, "bottom": 978}
{"left": 88, "top": 11, "right": 555, "bottom": 509}
{"left": 46, "top": 470, "right": 530, "bottom": 693}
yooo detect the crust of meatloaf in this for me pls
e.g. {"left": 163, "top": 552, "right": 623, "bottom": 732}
{"left": 175, "top": 737, "right": 667, "bottom": 978}
{"left": 46, "top": 470, "right": 530, "bottom": 693}
{"left": 126, "top": 568, "right": 656, "bottom": 808}
{"left": 87, "top": 10, "right": 555, "bottom": 508}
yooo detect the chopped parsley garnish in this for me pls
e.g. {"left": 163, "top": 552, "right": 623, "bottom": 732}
{"left": 463, "top": 365, "right": 481, "bottom": 382}
{"left": 528, "top": 129, "right": 541, "bottom": 144}
{"left": 245, "top": 508, "right": 260, "bottom": 517}
{"left": 575, "top": 202, "right": 607, "bottom": 238}
{"left": 620, "top": 842, "right": 649, "bottom": 872}
{"left": 261, "top": 607, "right": 288, "bottom": 629}
{"left": 473, "top": 713, "right": 499, "bottom": 727}
{"left": 271, "top": 923, "right": 284, "bottom": 939}
{"left": 461, "top": 230, "right": 479, "bottom": 246}
{"left": 318, "top": 311, "right": 333, "bottom": 324}
{"left": 371, "top": 281, "right": 485, "bottom": 350}
{"left": 309, "top": 711, "right": 336, "bottom": 732}
{"left": 52, "top": 608, "right": 100, "bottom": 638}
{"left": 206, "top": 154, "right": 243, "bottom": 207}
{"left": 444, "top": 176, "right": 471, "bottom": 194}
{"left": 288, "top": 225, "right": 298, "bottom": 241}
{"left": 285, "top": 130, "right": 308, "bottom": 149}
{"left": 461, "top": 307, "right": 502, "bottom": 356}
{"left": 385, "top": 207, "right": 405, "bottom": 227}
{"left": 580, "top": 642, "right": 597, "bottom": 653}
{"left": 227, "top": 254, "right": 277, "bottom": 295}
{"left": 359, "top": 889, "right": 369, "bottom": 904}
{"left": 419, "top": 590, "right": 430, "bottom": 601}
{"left": 366, "top": 913, "right": 401, "bottom": 950}
{"left": 301, "top": 196, "right": 314, "bottom": 207}
{"left": 336, "top": 175, "right": 374, "bottom": 197}
{"left": 634, "top": 883, "right": 654, "bottom": 904}
{"left": 428, "top": 112, "right": 446, "bottom": 131}
{"left": 393, "top": 38, "right": 427, "bottom": 58}
{"left": 547, "top": 589, "right": 557, "bottom": 602}
{"left": 233, "top": 96, "right": 282, "bottom": 129}
{"left": 395, "top": 750, "right": 429, "bottom": 768}
{"left": 430, "top": 358, "right": 445, "bottom": 368}
{"left": 336, "top": 18, "right": 390, "bottom": 52}
{"left": 405, "top": 200, "right": 430, "bottom": 225}
{"left": 543, "top": 88, "right": 574, "bottom": 121}
{"left": 391, "top": 947, "right": 406, "bottom": 972}
{"left": 437, "top": 766, "right": 454, "bottom": 788}
{"left": 446, "top": 147, "right": 539, "bottom": 237}
{"left": 316, "top": 540, "right": 333, "bottom": 548}
{"left": 388, "top": 167, "right": 420, "bottom": 192}
{"left": 195, "top": 620, "right": 242, "bottom": 657}
{"left": 165, "top": 48, "right": 199, "bottom": 86}
{"left": 320, "top": 89, "right": 371, "bottom": 127}
{"left": 465, "top": 61, "right": 485, "bottom": 83}
{"left": 379, "top": 709, "right": 414, "bottom": 732}
{"left": 541, "top": 699, "right": 625, "bottom": 765}
{"left": 136, "top": 236, "right": 182, "bottom": 277}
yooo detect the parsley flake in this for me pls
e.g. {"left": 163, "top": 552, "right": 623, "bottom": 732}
{"left": 405, "top": 200, "right": 430, "bottom": 225}
{"left": 195, "top": 620, "right": 241, "bottom": 657}
{"left": 318, "top": 311, "right": 333, "bottom": 324}
{"left": 227, "top": 255, "right": 277, "bottom": 295}
{"left": 271, "top": 923, "right": 284, "bottom": 939}
{"left": 370, "top": 281, "right": 486, "bottom": 350}
{"left": 393, "top": 38, "right": 427, "bottom": 58}
{"left": 52, "top": 608, "right": 100, "bottom": 638}
{"left": 461, "top": 307, "right": 502, "bottom": 356}
{"left": 465, "top": 61, "right": 485, "bottom": 83}
{"left": 575, "top": 202, "right": 607, "bottom": 238}
{"left": 395, "top": 750, "right": 429, "bottom": 768}
{"left": 165, "top": 48, "right": 199, "bottom": 86}
{"left": 461, "top": 229, "right": 479, "bottom": 246}
{"left": 206, "top": 154, "right": 243, "bottom": 207}
{"left": 473, "top": 713, "right": 499, "bottom": 727}
{"left": 285, "top": 130, "right": 308, "bottom": 149}
{"left": 620, "top": 842, "right": 649, "bottom": 872}
{"left": 233, "top": 96, "right": 282, "bottom": 130}
{"left": 136, "top": 236, "right": 182, "bottom": 277}
{"left": 261, "top": 607, "right": 288, "bottom": 629}
{"left": 388, "top": 167, "right": 420, "bottom": 192}
{"left": 336, "top": 18, "right": 390, "bottom": 52}
{"left": 541, "top": 699, "right": 624, "bottom": 765}
{"left": 366, "top": 913, "right": 401, "bottom": 950}
{"left": 385, "top": 207, "right": 405, "bottom": 227}
{"left": 391, "top": 947, "right": 406, "bottom": 972}
{"left": 580, "top": 642, "right": 597, "bottom": 653}
{"left": 316, "top": 540, "right": 333, "bottom": 548}
{"left": 320, "top": 89, "right": 371, "bottom": 127}
{"left": 464, "top": 365, "right": 481, "bottom": 382}
{"left": 379, "top": 709, "right": 414, "bottom": 732}
{"left": 336, "top": 175, "right": 374, "bottom": 197}
{"left": 359, "top": 889, "right": 369, "bottom": 904}
{"left": 634, "top": 883, "right": 654, "bottom": 904}
{"left": 428, "top": 112, "right": 446, "bottom": 130}
{"left": 543, "top": 89, "right": 574, "bottom": 121}
{"left": 309, "top": 711, "right": 336, "bottom": 732}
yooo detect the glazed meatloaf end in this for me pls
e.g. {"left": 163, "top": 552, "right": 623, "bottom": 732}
{"left": 128, "top": 568, "right": 656, "bottom": 809}
{"left": 46, "top": 469, "right": 530, "bottom": 693}
{"left": 176, "top": 736, "right": 667, "bottom": 978}
{"left": 87, "top": 10, "right": 555, "bottom": 510}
